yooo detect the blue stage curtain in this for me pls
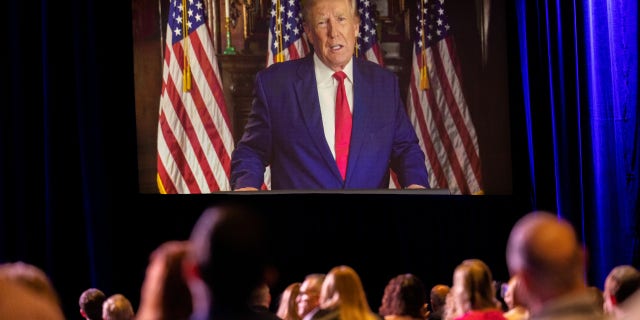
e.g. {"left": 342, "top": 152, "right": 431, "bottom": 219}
{"left": 515, "top": 0, "right": 638, "bottom": 286}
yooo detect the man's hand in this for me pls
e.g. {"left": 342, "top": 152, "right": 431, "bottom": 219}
{"left": 234, "top": 187, "right": 259, "bottom": 191}
{"left": 405, "top": 184, "right": 427, "bottom": 189}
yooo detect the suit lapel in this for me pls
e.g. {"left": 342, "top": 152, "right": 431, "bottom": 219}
{"left": 295, "top": 56, "right": 344, "bottom": 181}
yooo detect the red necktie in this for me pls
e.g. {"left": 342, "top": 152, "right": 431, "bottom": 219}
{"left": 333, "top": 71, "right": 352, "bottom": 180}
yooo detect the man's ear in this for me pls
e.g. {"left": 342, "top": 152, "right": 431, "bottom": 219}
{"left": 609, "top": 293, "right": 618, "bottom": 306}
{"left": 80, "top": 308, "right": 87, "bottom": 318}
{"left": 517, "top": 271, "right": 534, "bottom": 294}
{"left": 182, "top": 258, "right": 200, "bottom": 281}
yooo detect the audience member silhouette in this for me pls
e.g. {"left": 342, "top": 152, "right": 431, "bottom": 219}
{"left": 0, "top": 261, "right": 65, "bottom": 320}
{"left": 506, "top": 211, "right": 607, "bottom": 320}
{"left": 103, "top": 293, "right": 135, "bottom": 320}
{"left": 311, "top": 265, "right": 380, "bottom": 320}
{"left": 136, "top": 240, "right": 193, "bottom": 320}
{"left": 298, "top": 273, "right": 326, "bottom": 320}
{"left": 428, "top": 284, "right": 450, "bottom": 320}
{"left": 502, "top": 275, "right": 529, "bottom": 320}
{"left": 378, "top": 273, "right": 428, "bottom": 319}
{"left": 250, "top": 282, "right": 283, "bottom": 320}
{"left": 603, "top": 264, "right": 640, "bottom": 319}
{"left": 277, "top": 282, "right": 302, "bottom": 320}
{"left": 447, "top": 259, "right": 505, "bottom": 320}
{"left": 0, "top": 260, "right": 61, "bottom": 305}
{"left": 80, "top": 287, "right": 107, "bottom": 320}
{"left": 183, "top": 202, "right": 276, "bottom": 320}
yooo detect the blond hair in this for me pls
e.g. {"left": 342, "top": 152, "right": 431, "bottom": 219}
{"left": 319, "top": 265, "right": 378, "bottom": 320}
{"left": 276, "top": 282, "right": 302, "bottom": 320}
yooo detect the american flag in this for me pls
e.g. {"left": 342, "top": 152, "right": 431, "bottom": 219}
{"left": 406, "top": 0, "right": 483, "bottom": 194}
{"left": 267, "top": 0, "right": 310, "bottom": 66}
{"left": 156, "top": 0, "right": 234, "bottom": 193}
{"left": 356, "top": 0, "right": 384, "bottom": 65}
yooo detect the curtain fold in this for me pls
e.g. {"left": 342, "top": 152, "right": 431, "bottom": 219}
{"left": 516, "top": 0, "right": 639, "bottom": 285}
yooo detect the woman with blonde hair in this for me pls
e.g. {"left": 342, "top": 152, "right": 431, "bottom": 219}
{"left": 312, "top": 265, "right": 380, "bottom": 320}
{"left": 447, "top": 259, "right": 505, "bottom": 320}
{"left": 277, "top": 282, "right": 302, "bottom": 320}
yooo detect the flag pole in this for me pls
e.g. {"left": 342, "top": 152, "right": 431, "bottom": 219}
{"left": 419, "top": 0, "right": 429, "bottom": 90}
{"left": 224, "top": 0, "right": 237, "bottom": 55}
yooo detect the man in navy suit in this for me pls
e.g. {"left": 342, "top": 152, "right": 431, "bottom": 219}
{"left": 231, "top": 0, "right": 429, "bottom": 190}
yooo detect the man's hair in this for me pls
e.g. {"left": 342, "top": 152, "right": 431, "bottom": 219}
{"left": 606, "top": 265, "right": 640, "bottom": 305}
{"left": 0, "top": 261, "right": 60, "bottom": 305}
{"left": 506, "top": 211, "right": 584, "bottom": 293}
{"left": 304, "top": 273, "right": 326, "bottom": 292}
{"left": 103, "top": 294, "right": 134, "bottom": 320}
{"left": 301, "top": 0, "right": 358, "bottom": 23}
{"left": 189, "top": 202, "right": 270, "bottom": 308}
{"left": 79, "top": 288, "right": 106, "bottom": 320}
{"left": 430, "top": 284, "right": 451, "bottom": 312}
{"left": 250, "top": 283, "right": 271, "bottom": 307}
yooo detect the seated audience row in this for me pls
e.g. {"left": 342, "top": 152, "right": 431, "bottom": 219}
{"left": 127, "top": 205, "right": 640, "bottom": 320}
{"left": 4, "top": 204, "right": 640, "bottom": 320}
{"left": 79, "top": 287, "right": 135, "bottom": 320}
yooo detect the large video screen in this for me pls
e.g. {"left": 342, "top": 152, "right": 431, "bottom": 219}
{"left": 132, "top": 0, "right": 511, "bottom": 195}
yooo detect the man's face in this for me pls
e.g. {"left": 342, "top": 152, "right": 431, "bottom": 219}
{"left": 303, "top": 0, "right": 359, "bottom": 71}
{"left": 296, "top": 279, "right": 321, "bottom": 317}
{"left": 503, "top": 281, "right": 515, "bottom": 309}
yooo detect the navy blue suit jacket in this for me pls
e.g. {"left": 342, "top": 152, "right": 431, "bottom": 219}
{"left": 231, "top": 55, "right": 429, "bottom": 190}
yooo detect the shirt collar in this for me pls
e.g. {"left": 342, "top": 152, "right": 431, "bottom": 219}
{"left": 313, "top": 53, "right": 354, "bottom": 84}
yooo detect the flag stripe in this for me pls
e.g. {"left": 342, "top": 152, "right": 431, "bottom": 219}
{"left": 430, "top": 41, "right": 472, "bottom": 194}
{"left": 188, "top": 30, "right": 234, "bottom": 183}
{"left": 182, "top": 63, "right": 223, "bottom": 192}
{"left": 438, "top": 39, "right": 482, "bottom": 186}
{"left": 421, "top": 54, "right": 467, "bottom": 193}
{"left": 165, "top": 40, "right": 219, "bottom": 192}
{"left": 191, "top": 29, "right": 232, "bottom": 132}
{"left": 444, "top": 39, "right": 482, "bottom": 185}
{"left": 157, "top": 148, "right": 176, "bottom": 193}
{"left": 158, "top": 105, "right": 202, "bottom": 193}
{"left": 408, "top": 56, "right": 448, "bottom": 188}
{"left": 361, "top": 42, "right": 384, "bottom": 66}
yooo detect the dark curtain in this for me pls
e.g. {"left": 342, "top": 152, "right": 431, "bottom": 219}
{"left": 509, "top": 0, "right": 639, "bottom": 286}
{"left": 0, "top": 0, "right": 637, "bottom": 318}
{"left": 0, "top": 0, "right": 138, "bottom": 315}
